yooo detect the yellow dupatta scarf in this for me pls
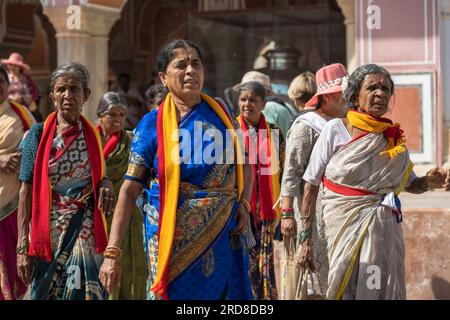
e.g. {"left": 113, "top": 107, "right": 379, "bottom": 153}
{"left": 347, "top": 110, "right": 413, "bottom": 194}
{"left": 347, "top": 110, "right": 407, "bottom": 159}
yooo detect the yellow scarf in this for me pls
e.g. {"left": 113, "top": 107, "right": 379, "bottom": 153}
{"left": 347, "top": 110, "right": 407, "bottom": 159}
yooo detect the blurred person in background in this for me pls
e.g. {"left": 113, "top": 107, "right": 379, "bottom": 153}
{"left": 2, "top": 52, "right": 42, "bottom": 122}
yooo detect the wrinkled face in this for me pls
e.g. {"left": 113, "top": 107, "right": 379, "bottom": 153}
{"left": 322, "top": 91, "right": 347, "bottom": 118}
{"left": 159, "top": 46, "right": 204, "bottom": 100}
{"left": 239, "top": 90, "right": 265, "bottom": 125}
{"left": 50, "top": 76, "right": 89, "bottom": 125}
{"left": 356, "top": 73, "right": 393, "bottom": 118}
{"left": 0, "top": 73, "right": 9, "bottom": 103}
{"left": 99, "top": 105, "right": 127, "bottom": 134}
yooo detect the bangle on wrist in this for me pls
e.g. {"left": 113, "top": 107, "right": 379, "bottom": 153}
{"left": 281, "top": 212, "right": 295, "bottom": 219}
{"left": 281, "top": 207, "right": 294, "bottom": 213}
{"left": 300, "top": 214, "right": 312, "bottom": 221}
{"left": 299, "top": 228, "right": 311, "bottom": 244}
{"left": 16, "top": 243, "right": 29, "bottom": 255}
{"left": 104, "top": 245, "right": 122, "bottom": 260}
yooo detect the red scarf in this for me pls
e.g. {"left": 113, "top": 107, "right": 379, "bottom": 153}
{"left": 96, "top": 125, "right": 121, "bottom": 159}
{"left": 238, "top": 114, "right": 279, "bottom": 226}
{"left": 29, "top": 112, "right": 107, "bottom": 262}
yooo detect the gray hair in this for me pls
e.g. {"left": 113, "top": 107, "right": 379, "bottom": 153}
{"left": 343, "top": 64, "right": 394, "bottom": 109}
{"left": 237, "top": 81, "right": 266, "bottom": 100}
{"left": 97, "top": 91, "right": 128, "bottom": 117}
{"left": 50, "top": 62, "right": 90, "bottom": 93}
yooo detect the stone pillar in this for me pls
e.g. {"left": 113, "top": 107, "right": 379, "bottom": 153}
{"left": 336, "top": 0, "right": 356, "bottom": 73}
{"left": 441, "top": 0, "right": 450, "bottom": 165}
{"left": 42, "top": 3, "right": 123, "bottom": 121}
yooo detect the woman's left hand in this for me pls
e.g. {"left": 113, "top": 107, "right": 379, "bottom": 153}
{"left": 426, "top": 167, "right": 450, "bottom": 190}
{"left": 231, "top": 202, "right": 249, "bottom": 236}
{"left": 298, "top": 238, "right": 315, "bottom": 272}
{"left": 98, "top": 179, "right": 116, "bottom": 215}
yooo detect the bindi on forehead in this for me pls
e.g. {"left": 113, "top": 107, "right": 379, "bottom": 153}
{"left": 173, "top": 47, "right": 199, "bottom": 59}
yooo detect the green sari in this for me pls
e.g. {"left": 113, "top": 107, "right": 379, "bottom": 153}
{"left": 104, "top": 129, "right": 147, "bottom": 300}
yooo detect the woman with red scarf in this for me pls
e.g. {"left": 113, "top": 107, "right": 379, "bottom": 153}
{"left": 236, "top": 81, "right": 285, "bottom": 300}
{"left": 16, "top": 63, "right": 116, "bottom": 300}
{"left": 96, "top": 92, "right": 147, "bottom": 299}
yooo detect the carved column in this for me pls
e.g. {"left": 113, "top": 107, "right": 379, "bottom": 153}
{"left": 42, "top": 2, "right": 125, "bottom": 121}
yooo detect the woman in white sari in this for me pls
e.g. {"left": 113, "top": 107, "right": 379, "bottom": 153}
{"left": 300, "top": 64, "right": 450, "bottom": 300}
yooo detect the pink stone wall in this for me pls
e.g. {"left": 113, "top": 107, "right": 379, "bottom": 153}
{"left": 403, "top": 209, "right": 450, "bottom": 300}
{"left": 356, "top": 0, "right": 441, "bottom": 165}
{"left": 387, "top": 86, "right": 422, "bottom": 153}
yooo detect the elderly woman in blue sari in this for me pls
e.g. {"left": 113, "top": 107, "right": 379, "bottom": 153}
{"left": 16, "top": 63, "right": 116, "bottom": 300}
{"left": 99, "top": 39, "right": 254, "bottom": 300}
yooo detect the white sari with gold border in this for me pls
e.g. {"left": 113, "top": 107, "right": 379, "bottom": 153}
{"left": 322, "top": 132, "right": 413, "bottom": 300}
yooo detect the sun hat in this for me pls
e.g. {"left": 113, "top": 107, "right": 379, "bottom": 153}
{"left": 305, "top": 63, "right": 348, "bottom": 107}
{"left": 1, "top": 52, "right": 30, "bottom": 72}
{"left": 233, "top": 71, "right": 272, "bottom": 93}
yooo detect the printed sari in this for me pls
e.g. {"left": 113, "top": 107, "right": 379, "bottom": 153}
{"left": 125, "top": 93, "right": 253, "bottom": 300}
{"left": 99, "top": 128, "right": 147, "bottom": 300}
{"left": 322, "top": 129, "right": 413, "bottom": 300}
{"left": 0, "top": 100, "right": 35, "bottom": 300}
{"left": 19, "top": 114, "right": 108, "bottom": 300}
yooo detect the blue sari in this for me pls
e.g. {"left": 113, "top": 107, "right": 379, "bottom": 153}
{"left": 125, "top": 100, "right": 253, "bottom": 300}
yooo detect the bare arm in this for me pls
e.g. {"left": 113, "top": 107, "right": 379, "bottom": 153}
{"left": 404, "top": 176, "right": 429, "bottom": 194}
{"left": 107, "top": 180, "right": 143, "bottom": 247}
{"left": 17, "top": 183, "right": 32, "bottom": 244}
{"left": 405, "top": 167, "right": 450, "bottom": 194}
{"left": 298, "top": 182, "right": 320, "bottom": 271}
{"left": 99, "top": 179, "right": 143, "bottom": 293}
{"left": 300, "top": 182, "right": 320, "bottom": 224}
{"left": 17, "top": 182, "right": 33, "bottom": 284}
{"left": 232, "top": 163, "right": 253, "bottom": 235}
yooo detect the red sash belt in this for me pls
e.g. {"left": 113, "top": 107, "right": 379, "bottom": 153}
{"left": 51, "top": 192, "right": 89, "bottom": 209}
{"left": 323, "top": 177, "right": 375, "bottom": 196}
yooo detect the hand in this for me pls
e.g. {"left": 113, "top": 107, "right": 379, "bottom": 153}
{"left": 425, "top": 167, "right": 450, "bottom": 190}
{"left": 17, "top": 253, "right": 34, "bottom": 285}
{"left": 99, "top": 257, "right": 121, "bottom": 294}
{"left": 231, "top": 202, "right": 249, "bottom": 236}
{"left": 298, "top": 238, "right": 315, "bottom": 272}
{"left": 0, "top": 152, "right": 21, "bottom": 174}
{"left": 98, "top": 179, "right": 116, "bottom": 216}
{"left": 281, "top": 217, "right": 297, "bottom": 238}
